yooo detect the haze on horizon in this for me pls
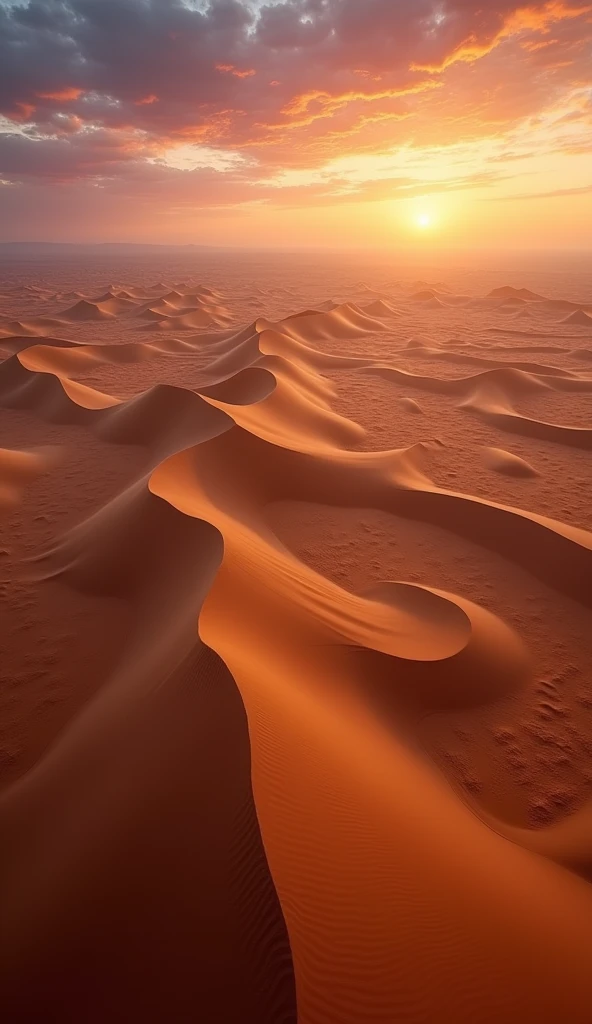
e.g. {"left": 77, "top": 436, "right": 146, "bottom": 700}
{"left": 0, "top": 0, "right": 591, "bottom": 251}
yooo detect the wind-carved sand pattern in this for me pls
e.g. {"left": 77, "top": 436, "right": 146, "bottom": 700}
{"left": 1, "top": 272, "right": 592, "bottom": 1022}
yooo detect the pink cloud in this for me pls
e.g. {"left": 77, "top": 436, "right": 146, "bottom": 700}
{"left": 0, "top": 0, "right": 590, "bottom": 206}
{"left": 216, "top": 64, "right": 257, "bottom": 79}
{"left": 36, "top": 87, "right": 83, "bottom": 101}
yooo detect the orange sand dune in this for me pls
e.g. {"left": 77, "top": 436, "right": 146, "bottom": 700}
{"left": 2, "top": 269, "right": 592, "bottom": 1023}
{"left": 402, "top": 338, "right": 577, "bottom": 376}
{"left": 0, "top": 335, "right": 78, "bottom": 357}
{"left": 142, "top": 309, "right": 228, "bottom": 331}
{"left": 361, "top": 298, "right": 402, "bottom": 318}
{"left": 489, "top": 286, "right": 544, "bottom": 300}
{"left": 60, "top": 299, "right": 116, "bottom": 321}
{"left": 0, "top": 317, "right": 65, "bottom": 337}
{"left": 483, "top": 446, "right": 539, "bottom": 477}
{"left": 562, "top": 310, "right": 592, "bottom": 327}
{"left": 135, "top": 302, "right": 180, "bottom": 319}
{"left": 398, "top": 396, "right": 425, "bottom": 414}
{"left": 270, "top": 302, "right": 388, "bottom": 341}
{"left": 366, "top": 362, "right": 592, "bottom": 449}
{"left": 461, "top": 380, "right": 592, "bottom": 450}
{"left": 90, "top": 292, "right": 141, "bottom": 315}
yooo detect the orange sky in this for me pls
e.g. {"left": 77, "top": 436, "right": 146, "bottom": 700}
{"left": 0, "top": 0, "right": 590, "bottom": 248}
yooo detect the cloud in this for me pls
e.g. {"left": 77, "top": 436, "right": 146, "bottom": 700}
{"left": 0, "top": 0, "right": 590, "bottom": 212}
{"left": 36, "top": 87, "right": 83, "bottom": 101}
{"left": 216, "top": 64, "right": 257, "bottom": 78}
{"left": 0, "top": 128, "right": 156, "bottom": 183}
{"left": 495, "top": 183, "right": 592, "bottom": 199}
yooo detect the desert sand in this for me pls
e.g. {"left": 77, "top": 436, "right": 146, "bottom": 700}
{"left": 1, "top": 252, "right": 592, "bottom": 1022}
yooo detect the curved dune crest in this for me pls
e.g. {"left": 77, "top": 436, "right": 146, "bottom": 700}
{"left": 398, "top": 397, "right": 425, "bottom": 414}
{"left": 60, "top": 299, "right": 116, "bottom": 321}
{"left": 360, "top": 580, "right": 529, "bottom": 710}
{"left": 483, "top": 446, "right": 540, "bottom": 478}
{"left": 361, "top": 299, "right": 402, "bottom": 318}
{"left": 197, "top": 366, "right": 277, "bottom": 406}
{"left": 364, "top": 362, "right": 592, "bottom": 450}
{"left": 142, "top": 309, "right": 224, "bottom": 331}
{"left": 2, "top": 484, "right": 297, "bottom": 1022}
{"left": 135, "top": 302, "right": 179, "bottom": 320}
{"left": 461, "top": 381, "right": 592, "bottom": 450}
{"left": 0, "top": 334, "right": 78, "bottom": 357}
{"left": 401, "top": 342, "right": 574, "bottom": 377}
{"left": 259, "top": 302, "right": 387, "bottom": 341}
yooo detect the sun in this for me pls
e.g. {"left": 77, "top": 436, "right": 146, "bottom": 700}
{"left": 416, "top": 212, "right": 432, "bottom": 229}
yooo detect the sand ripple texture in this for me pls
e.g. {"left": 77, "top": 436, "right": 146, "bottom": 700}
{"left": 1, "top": 272, "right": 592, "bottom": 1023}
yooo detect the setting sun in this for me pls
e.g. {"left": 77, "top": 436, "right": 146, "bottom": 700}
{"left": 417, "top": 213, "right": 432, "bottom": 229}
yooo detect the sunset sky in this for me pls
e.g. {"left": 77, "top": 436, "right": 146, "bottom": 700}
{"left": 0, "top": 0, "right": 591, "bottom": 248}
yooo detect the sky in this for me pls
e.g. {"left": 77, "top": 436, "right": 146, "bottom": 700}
{"left": 0, "top": 0, "right": 591, "bottom": 249}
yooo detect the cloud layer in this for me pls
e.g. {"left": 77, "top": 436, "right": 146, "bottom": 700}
{"left": 0, "top": 0, "right": 590, "bottom": 237}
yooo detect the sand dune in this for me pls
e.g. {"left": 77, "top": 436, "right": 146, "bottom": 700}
{"left": 142, "top": 309, "right": 226, "bottom": 331}
{"left": 269, "top": 302, "right": 387, "bottom": 340}
{"left": 133, "top": 292, "right": 232, "bottom": 330}
{"left": 361, "top": 298, "right": 402, "bottom": 318}
{"left": 61, "top": 299, "right": 116, "bottom": 321}
{"left": 483, "top": 446, "right": 539, "bottom": 478}
{"left": 2, "top": 269, "right": 592, "bottom": 1022}
{"left": 0, "top": 317, "right": 64, "bottom": 337}
{"left": 135, "top": 303, "right": 179, "bottom": 320}
{"left": 400, "top": 339, "right": 576, "bottom": 377}
{"left": 90, "top": 292, "right": 140, "bottom": 315}
{"left": 489, "top": 286, "right": 544, "bottom": 301}
{"left": 366, "top": 361, "right": 592, "bottom": 450}
{"left": 0, "top": 335, "right": 78, "bottom": 358}
{"left": 562, "top": 310, "right": 592, "bottom": 327}
{"left": 398, "top": 396, "right": 425, "bottom": 413}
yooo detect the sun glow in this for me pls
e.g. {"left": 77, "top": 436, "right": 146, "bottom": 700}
{"left": 416, "top": 212, "right": 432, "bottom": 229}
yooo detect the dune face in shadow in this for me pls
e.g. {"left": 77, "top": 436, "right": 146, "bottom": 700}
{"left": 1, "top": 643, "right": 297, "bottom": 1024}
{"left": 2, "top": 267, "right": 592, "bottom": 1023}
{"left": 0, "top": 445, "right": 60, "bottom": 510}
{"left": 1, "top": 478, "right": 297, "bottom": 1023}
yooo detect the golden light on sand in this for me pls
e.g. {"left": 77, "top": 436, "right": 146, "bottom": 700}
{"left": 3, "top": 253, "right": 592, "bottom": 1024}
